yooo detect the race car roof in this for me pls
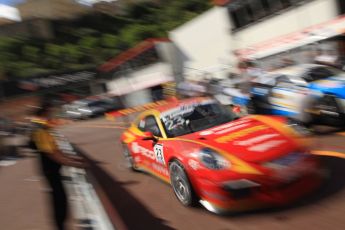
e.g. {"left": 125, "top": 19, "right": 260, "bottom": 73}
{"left": 152, "top": 97, "right": 213, "bottom": 114}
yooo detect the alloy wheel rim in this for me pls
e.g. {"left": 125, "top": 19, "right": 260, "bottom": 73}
{"left": 171, "top": 164, "right": 189, "bottom": 203}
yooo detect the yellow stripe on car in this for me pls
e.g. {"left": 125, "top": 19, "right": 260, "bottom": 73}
{"left": 311, "top": 150, "right": 345, "bottom": 159}
{"left": 137, "top": 163, "right": 171, "bottom": 184}
{"left": 215, "top": 125, "right": 268, "bottom": 143}
{"left": 123, "top": 131, "right": 136, "bottom": 143}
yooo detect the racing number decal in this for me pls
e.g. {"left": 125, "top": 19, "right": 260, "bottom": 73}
{"left": 154, "top": 144, "right": 165, "bottom": 165}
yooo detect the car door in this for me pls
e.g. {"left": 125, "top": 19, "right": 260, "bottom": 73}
{"left": 268, "top": 78, "right": 305, "bottom": 116}
{"left": 251, "top": 74, "right": 280, "bottom": 110}
{"left": 134, "top": 115, "right": 169, "bottom": 178}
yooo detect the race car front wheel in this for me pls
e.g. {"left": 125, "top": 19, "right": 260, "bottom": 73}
{"left": 169, "top": 161, "right": 196, "bottom": 206}
{"left": 122, "top": 144, "right": 139, "bottom": 171}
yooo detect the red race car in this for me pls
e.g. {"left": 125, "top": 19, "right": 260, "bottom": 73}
{"left": 120, "top": 97, "right": 322, "bottom": 213}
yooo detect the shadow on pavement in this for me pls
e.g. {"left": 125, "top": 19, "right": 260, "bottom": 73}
{"left": 311, "top": 125, "right": 344, "bottom": 136}
{"left": 73, "top": 145, "right": 345, "bottom": 223}
{"left": 81, "top": 152, "right": 175, "bottom": 230}
{"left": 297, "top": 156, "right": 345, "bottom": 205}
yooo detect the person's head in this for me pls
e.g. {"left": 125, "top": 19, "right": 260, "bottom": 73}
{"left": 35, "top": 101, "right": 54, "bottom": 119}
{"left": 35, "top": 95, "right": 59, "bottom": 119}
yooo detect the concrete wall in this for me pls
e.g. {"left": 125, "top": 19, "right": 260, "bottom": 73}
{"left": 232, "top": 0, "right": 339, "bottom": 50}
{"left": 156, "top": 42, "right": 186, "bottom": 83}
{"left": 169, "top": 0, "right": 340, "bottom": 75}
{"left": 106, "top": 62, "right": 173, "bottom": 107}
{"left": 169, "top": 7, "right": 234, "bottom": 79}
{"left": 123, "top": 89, "right": 152, "bottom": 108}
{"left": 106, "top": 62, "right": 173, "bottom": 95}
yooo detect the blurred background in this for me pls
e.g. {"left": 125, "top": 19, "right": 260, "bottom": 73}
{"left": 1, "top": 0, "right": 345, "bottom": 118}
{"left": 2, "top": 0, "right": 345, "bottom": 229}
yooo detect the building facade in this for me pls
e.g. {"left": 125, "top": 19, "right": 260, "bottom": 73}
{"left": 99, "top": 38, "right": 178, "bottom": 107}
{"left": 170, "top": 0, "right": 345, "bottom": 77}
{"left": 170, "top": 6, "right": 234, "bottom": 80}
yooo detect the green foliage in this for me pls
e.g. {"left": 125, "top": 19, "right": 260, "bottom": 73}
{"left": 119, "top": 24, "right": 160, "bottom": 47}
{"left": 62, "top": 44, "right": 83, "bottom": 63}
{"left": 0, "top": 37, "right": 23, "bottom": 53}
{"left": 22, "top": 45, "right": 40, "bottom": 62}
{"left": 74, "top": 28, "right": 99, "bottom": 38}
{"left": 45, "top": 43, "right": 62, "bottom": 57}
{"left": 78, "top": 36, "right": 99, "bottom": 51}
{"left": 0, "top": 0, "right": 211, "bottom": 79}
{"left": 101, "top": 34, "right": 119, "bottom": 48}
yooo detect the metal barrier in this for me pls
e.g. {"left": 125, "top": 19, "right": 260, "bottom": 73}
{"left": 54, "top": 132, "right": 115, "bottom": 230}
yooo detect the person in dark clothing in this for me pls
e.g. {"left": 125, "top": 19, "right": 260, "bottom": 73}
{"left": 31, "top": 99, "right": 85, "bottom": 230}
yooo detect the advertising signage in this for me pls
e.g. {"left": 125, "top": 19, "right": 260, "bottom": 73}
{"left": 1, "top": 69, "right": 97, "bottom": 98}
{"left": 18, "top": 70, "right": 96, "bottom": 91}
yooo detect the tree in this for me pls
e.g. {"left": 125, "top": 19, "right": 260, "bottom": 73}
{"left": 0, "top": 0, "right": 212, "bottom": 78}
{"left": 119, "top": 24, "right": 161, "bottom": 47}
{"left": 62, "top": 43, "right": 83, "bottom": 63}
{"left": 22, "top": 45, "right": 40, "bottom": 62}
{"left": 101, "top": 34, "right": 119, "bottom": 49}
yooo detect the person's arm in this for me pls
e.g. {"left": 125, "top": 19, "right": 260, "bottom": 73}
{"left": 48, "top": 149, "right": 86, "bottom": 168}
{"left": 34, "top": 129, "right": 86, "bottom": 168}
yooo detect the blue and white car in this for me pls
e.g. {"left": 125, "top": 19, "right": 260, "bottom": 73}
{"left": 249, "top": 64, "right": 345, "bottom": 126}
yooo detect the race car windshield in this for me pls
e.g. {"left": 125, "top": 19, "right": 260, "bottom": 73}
{"left": 161, "top": 102, "right": 236, "bottom": 138}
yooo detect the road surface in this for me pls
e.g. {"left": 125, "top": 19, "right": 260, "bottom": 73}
{"left": 60, "top": 118, "right": 345, "bottom": 230}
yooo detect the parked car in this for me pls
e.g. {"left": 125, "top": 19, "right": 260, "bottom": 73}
{"left": 62, "top": 96, "right": 124, "bottom": 120}
{"left": 248, "top": 64, "right": 345, "bottom": 126}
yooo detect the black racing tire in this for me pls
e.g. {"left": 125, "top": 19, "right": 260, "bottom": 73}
{"left": 312, "top": 95, "right": 344, "bottom": 126}
{"left": 169, "top": 161, "right": 197, "bottom": 207}
{"left": 122, "top": 144, "right": 139, "bottom": 172}
{"left": 246, "top": 99, "right": 257, "bottom": 114}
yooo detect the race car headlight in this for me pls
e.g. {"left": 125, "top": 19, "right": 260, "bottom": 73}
{"left": 199, "top": 148, "right": 230, "bottom": 170}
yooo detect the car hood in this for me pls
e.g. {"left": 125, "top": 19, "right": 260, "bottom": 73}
{"left": 309, "top": 76, "right": 345, "bottom": 98}
{"left": 178, "top": 116, "right": 299, "bottom": 163}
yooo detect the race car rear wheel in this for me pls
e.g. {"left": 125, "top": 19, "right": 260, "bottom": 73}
{"left": 122, "top": 144, "right": 139, "bottom": 171}
{"left": 169, "top": 161, "right": 196, "bottom": 207}
{"left": 246, "top": 99, "right": 257, "bottom": 114}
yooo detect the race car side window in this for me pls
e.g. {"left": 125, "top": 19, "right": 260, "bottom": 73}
{"left": 140, "top": 115, "right": 162, "bottom": 137}
{"left": 137, "top": 118, "right": 146, "bottom": 131}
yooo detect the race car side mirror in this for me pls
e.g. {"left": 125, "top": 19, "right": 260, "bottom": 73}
{"left": 142, "top": 131, "right": 157, "bottom": 141}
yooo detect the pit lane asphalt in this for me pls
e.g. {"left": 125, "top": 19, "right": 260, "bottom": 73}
{"left": 60, "top": 118, "right": 345, "bottom": 230}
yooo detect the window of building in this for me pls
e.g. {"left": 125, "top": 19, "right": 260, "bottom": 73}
{"left": 228, "top": 0, "right": 310, "bottom": 30}
{"left": 267, "top": 0, "right": 284, "bottom": 13}
{"left": 247, "top": 0, "right": 266, "bottom": 20}
{"left": 339, "top": 0, "right": 345, "bottom": 14}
